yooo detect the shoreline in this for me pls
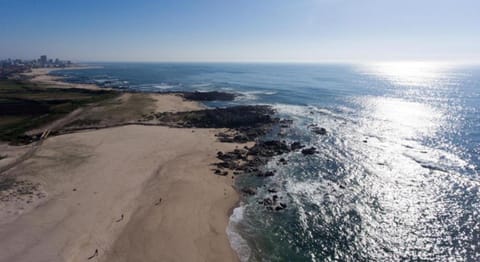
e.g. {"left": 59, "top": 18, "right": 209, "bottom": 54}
{"left": 20, "top": 66, "right": 106, "bottom": 90}
{"left": 0, "top": 67, "right": 243, "bottom": 261}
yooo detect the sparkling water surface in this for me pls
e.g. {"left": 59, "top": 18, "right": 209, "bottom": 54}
{"left": 53, "top": 62, "right": 480, "bottom": 261}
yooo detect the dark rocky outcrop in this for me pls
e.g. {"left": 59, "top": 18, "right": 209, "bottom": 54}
{"left": 311, "top": 126, "right": 327, "bottom": 135}
{"left": 301, "top": 147, "right": 318, "bottom": 155}
{"left": 259, "top": 196, "right": 287, "bottom": 211}
{"left": 256, "top": 170, "right": 275, "bottom": 177}
{"left": 275, "top": 203, "right": 287, "bottom": 211}
{"left": 213, "top": 169, "right": 228, "bottom": 176}
{"left": 247, "top": 140, "right": 290, "bottom": 157}
{"left": 152, "top": 105, "right": 276, "bottom": 145}
{"left": 179, "top": 91, "right": 236, "bottom": 101}
{"left": 290, "top": 141, "right": 305, "bottom": 151}
{"left": 217, "top": 149, "right": 247, "bottom": 162}
{"left": 154, "top": 105, "right": 275, "bottom": 129}
{"left": 241, "top": 187, "right": 257, "bottom": 195}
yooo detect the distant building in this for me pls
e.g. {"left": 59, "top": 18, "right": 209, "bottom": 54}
{"left": 40, "top": 55, "right": 47, "bottom": 66}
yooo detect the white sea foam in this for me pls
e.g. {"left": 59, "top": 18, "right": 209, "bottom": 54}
{"left": 153, "top": 83, "right": 176, "bottom": 90}
{"left": 94, "top": 78, "right": 117, "bottom": 84}
{"left": 235, "top": 90, "right": 277, "bottom": 101}
{"left": 272, "top": 103, "right": 310, "bottom": 116}
{"left": 227, "top": 205, "right": 251, "bottom": 262}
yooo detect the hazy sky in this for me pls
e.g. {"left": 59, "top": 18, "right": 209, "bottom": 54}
{"left": 1, "top": 0, "right": 479, "bottom": 62}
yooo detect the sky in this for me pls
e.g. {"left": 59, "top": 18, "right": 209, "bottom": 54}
{"left": 0, "top": 0, "right": 479, "bottom": 62}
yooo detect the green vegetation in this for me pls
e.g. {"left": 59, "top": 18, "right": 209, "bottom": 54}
{"left": 0, "top": 79, "right": 118, "bottom": 144}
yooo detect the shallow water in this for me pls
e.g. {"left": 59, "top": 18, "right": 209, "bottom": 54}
{"left": 54, "top": 62, "right": 480, "bottom": 261}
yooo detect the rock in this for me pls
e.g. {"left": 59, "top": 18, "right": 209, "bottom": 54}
{"left": 279, "top": 158, "right": 287, "bottom": 165}
{"left": 263, "top": 198, "right": 273, "bottom": 205}
{"left": 156, "top": 105, "right": 274, "bottom": 130}
{"left": 279, "top": 119, "right": 293, "bottom": 125}
{"left": 180, "top": 91, "right": 237, "bottom": 101}
{"left": 241, "top": 187, "right": 257, "bottom": 195}
{"left": 290, "top": 142, "right": 305, "bottom": 151}
{"left": 214, "top": 169, "right": 229, "bottom": 176}
{"left": 216, "top": 161, "right": 238, "bottom": 169}
{"left": 248, "top": 140, "right": 290, "bottom": 157}
{"left": 217, "top": 149, "right": 247, "bottom": 162}
{"left": 233, "top": 135, "right": 249, "bottom": 143}
{"left": 301, "top": 147, "right": 317, "bottom": 155}
{"left": 311, "top": 126, "right": 327, "bottom": 135}
{"left": 241, "top": 166, "right": 259, "bottom": 173}
{"left": 268, "top": 188, "right": 278, "bottom": 193}
{"left": 256, "top": 170, "right": 275, "bottom": 177}
{"left": 272, "top": 202, "right": 287, "bottom": 211}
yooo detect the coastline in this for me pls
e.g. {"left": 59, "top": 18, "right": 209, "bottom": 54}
{"left": 0, "top": 67, "right": 243, "bottom": 261}
{"left": 20, "top": 66, "right": 106, "bottom": 90}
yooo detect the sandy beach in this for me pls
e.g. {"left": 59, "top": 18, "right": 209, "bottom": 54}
{"left": 21, "top": 67, "right": 105, "bottom": 90}
{"left": 0, "top": 68, "right": 241, "bottom": 262}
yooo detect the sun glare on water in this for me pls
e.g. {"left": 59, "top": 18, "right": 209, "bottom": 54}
{"left": 354, "top": 61, "right": 455, "bottom": 140}
{"left": 363, "top": 61, "right": 453, "bottom": 87}
{"left": 342, "top": 61, "right": 476, "bottom": 260}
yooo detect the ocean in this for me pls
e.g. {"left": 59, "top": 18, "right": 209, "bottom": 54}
{"left": 52, "top": 62, "right": 480, "bottom": 261}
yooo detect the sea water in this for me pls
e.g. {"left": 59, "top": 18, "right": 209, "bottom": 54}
{"left": 53, "top": 62, "right": 480, "bottom": 261}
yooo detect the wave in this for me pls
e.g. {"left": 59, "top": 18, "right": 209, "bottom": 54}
{"left": 93, "top": 78, "right": 118, "bottom": 84}
{"left": 272, "top": 103, "right": 310, "bottom": 116}
{"left": 235, "top": 90, "right": 277, "bottom": 101}
{"left": 227, "top": 205, "right": 251, "bottom": 262}
{"left": 153, "top": 83, "right": 177, "bottom": 90}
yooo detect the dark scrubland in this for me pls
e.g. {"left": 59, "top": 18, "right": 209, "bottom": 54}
{"left": 0, "top": 79, "right": 117, "bottom": 144}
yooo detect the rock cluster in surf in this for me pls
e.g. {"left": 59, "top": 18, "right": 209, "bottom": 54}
{"left": 147, "top": 98, "right": 325, "bottom": 212}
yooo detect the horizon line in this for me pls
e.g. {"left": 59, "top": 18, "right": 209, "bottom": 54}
{"left": 73, "top": 59, "right": 480, "bottom": 65}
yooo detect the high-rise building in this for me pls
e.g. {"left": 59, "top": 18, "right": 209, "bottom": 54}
{"left": 40, "top": 55, "right": 47, "bottom": 66}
